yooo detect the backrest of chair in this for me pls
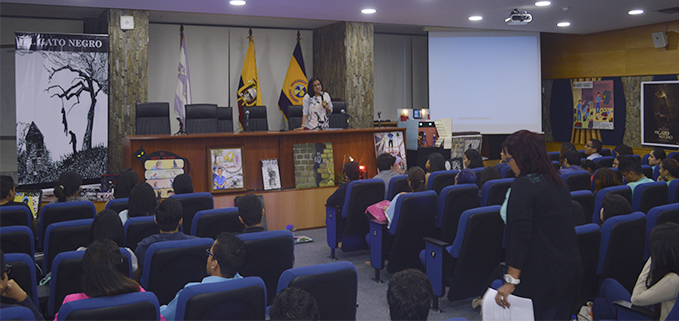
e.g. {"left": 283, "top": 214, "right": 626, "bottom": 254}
{"left": 171, "top": 192, "right": 214, "bottom": 235}
{"left": 668, "top": 151, "right": 679, "bottom": 160}
{"left": 136, "top": 102, "right": 171, "bottom": 135}
{"left": 428, "top": 170, "right": 459, "bottom": 195}
{"left": 5, "top": 253, "right": 38, "bottom": 304}
{"left": 0, "top": 205, "right": 32, "bottom": 227}
{"left": 0, "top": 225, "right": 34, "bottom": 257}
{"left": 190, "top": 207, "right": 244, "bottom": 238}
{"left": 388, "top": 191, "right": 437, "bottom": 273}
{"left": 237, "top": 230, "right": 294, "bottom": 305}
{"left": 480, "top": 178, "right": 515, "bottom": 206}
{"left": 574, "top": 223, "right": 601, "bottom": 306}
{"left": 670, "top": 179, "right": 679, "bottom": 203}
{"left": 49, "top": 251, "right": 85, "bottom": 316}
{"left": 39, "top": 201, "right": 96, "bottom": 246}
{"left": 598, "top": 212, "right": 646, "bottom": 292}
{"left": 57, "top": 291, "right": 160, "bottom": 321}
{"left": 592, "top": 185, "right": 632, "bottom": 225}
{"left": 105, "top": 198, "right": 129, "bottom": 214}
{"left": 217, "top": 107, "right": 234, "bottom": 133}
{"left": 653, "top": 165, "right": 660, "bottom": 180}
{"left": 437, "top": 184, "right": 479, "bottom": 243}
{"left": 185, "top": 104, "right": 218, "bottom": 134}
{"left": 446, "top": 206, "right": 504, "bottom": 302}
{"left": 43, "top": 218, "right": 93, "bottom": 274}
{"left": 243, "top": 106, "right": 268, "bottom": 131}
{"left": 593, "top": 156, "right": 614, "bottom": 168}
{"left": 328, "top": 102, "right": 348, "bottom": 129}
{"left": 277, "top": 262, "right": 357, "bottom": 321}
{"left": 124, "top": 216, "right": 159, "bottom": 249}
{"left": 646, "top": 203, "right": 679, "bottom": 259}
{"left": 571, "top": 190, "right": 595, "bottom": 224}
{"left": 176, "top": 276, "right": 266, "bottom": 321}
{"left": 631, "top": 181, "right": 667, "bottom": 213}
{"left": 562, "top": 171, "right": 592, "bottom": 192}
{"left": 547, "top": 151, "right": 560, "bottom": 161}
{"left": 141, "top": 238, "right": 213, "bottom": 305}
{"left": 2, "top": 306, "right": 35, "bottom": 321}
{"left": 387, "top": 175, "right": 408, "bottom": 200}
{"left": 340, "top": 179, "right": 384, "bottom": 243}
{"left": 287, "top": 105, "right": 303, "bottom": 130}
{"left": 500, "top": 165, "right": 512, "bottom": 178}
{"left": 641, "top": 165, "right": 653, "bottom": 180}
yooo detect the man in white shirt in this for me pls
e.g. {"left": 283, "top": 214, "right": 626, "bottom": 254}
{"left": 585, "top": 139, "right": 603, "bottom": 160}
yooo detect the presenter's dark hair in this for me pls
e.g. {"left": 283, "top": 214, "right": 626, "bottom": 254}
{"left": 307, "top": 77, "right": 323, "bottom": 96}
{"left": 427, "top": 153, "right": 445, "bottom": 172}
{"left": 652, "top": 148, "right": 666, "bottom": 161}
{"left": 408, "top": 166, "right": 426, "bottom": 192}
{"left": 114, "top": 168, "right": 139, "bottom": 199}
{"left": 54, "top": 171, "right": 83, "bottom": 202}
{"left": 662, "top": 158, "right": 679, "bottom": 179}
{"left": 213, "top": 232, "right": 246, "bottom": 278}
{"left": 155, "top": 198, "right": 183, "bottom": 232}
{"left": 464, "top": 149, "right": 484, "bottom": 169}
{"left": 344, "top": 161, "right": 361, "bottom": 181}
{"left": 563, "top": 150, "right": 582, "bottom": 166}
{"left": 270, "top": 287, "right": 320, "bottom": 321}
{"left": 503, "top": 130, "right": 562, "bottom": 185}
{"left": 90, "top": 209, "right": 125, "bottom": 247}
{"left": 81, "top": 239, "right": 140, "bottom": 298}
{"left": 387, "top": 269, "right": 433, "bottom": 321}
{"left": 589, "top": 139, "right": 603, "bottom": 153}
{"left": 237, "top": 194, "right": 263, "bottom": 226}
{"left": 648, "top": 222, "right": 679, "bottom": 288}
{"left": 1, "top": 175, "right": 15, "bottom": 200}
{"left": 127, "top": 182, "right": 157, "bottom": 218}
{"left": 377, "top": 153, "right": 396, "bottom": 171}
{"left": 172, "top": 174, "right": 193, "bottom": 194}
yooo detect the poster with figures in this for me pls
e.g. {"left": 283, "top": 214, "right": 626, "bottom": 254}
{"left": 374, "top": 131, "right": 407, "bottom": 171}
{"left": 208, "top": 146, "right": 245, "bottom": 192}
{"left": 641, "top": 81, "right": 679, "bottom": 148}
{"left": 15, "top": 32, "right": 109, "bottom": 185}
{"left": 261, "top": 159, "right": 282, "bottom": 190}
{"left": 572, "top": 80, "right": 614, "bottom": 130}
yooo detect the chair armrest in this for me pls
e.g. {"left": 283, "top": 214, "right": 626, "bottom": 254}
{"left": 424, "top": 237, "right": 449, "bottom": 248}
{"left": 613, "top": 300, "right": 659, "bottom": 320}
{"left": 369, "top": 218, "right": 388, "bottom": 225}
{"left": 325, "top": 204, "right": 340, "bottom": 209}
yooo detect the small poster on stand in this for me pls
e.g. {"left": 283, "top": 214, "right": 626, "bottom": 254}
{"left": 261, "top": 159, "right": 282, "bottom": 190}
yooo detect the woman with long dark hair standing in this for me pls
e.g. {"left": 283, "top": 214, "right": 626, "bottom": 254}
{"left": 296, "top": 77, "right": 333, "bottom": 131}
{"left": 494, "top": 130, "right": 582, "bottom": 320}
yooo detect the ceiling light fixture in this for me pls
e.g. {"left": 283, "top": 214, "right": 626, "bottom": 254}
{"left": 535, "top": 1, "right": 551, "bottom": 7}
{"left": 230, "top": 0, "right": 246, "bottom": 5}
{"left": 469, "top": 16, "right": 483, "bottom": 21}
{"left": 362, "top": 8, "right": 376, "bottom": 14}
{"left": 557, "top": 22, "right": 571, "bottom": 27}
{"left": 628, "top": 9, "right": 644, "bottom": 15}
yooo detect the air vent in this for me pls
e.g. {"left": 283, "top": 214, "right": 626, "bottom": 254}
{"left": 657, "top": 6, "right": 679, "bottom": 14}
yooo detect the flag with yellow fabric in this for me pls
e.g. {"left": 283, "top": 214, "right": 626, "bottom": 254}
{"left": 237, "top": 29, "right": 262, "bottom": 128}
{"left": 277, "top": 32, "right": 307, "bottom": 123}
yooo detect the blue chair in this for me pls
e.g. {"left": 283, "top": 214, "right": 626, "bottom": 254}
{"left": 175, "top": 276, "right": 266, "bottom": 321}
{"left": 571, "top": 190, "right": 595, "bottom": 224}
{"left": 592, "top": 185, "right": 632, "bottom": 225}
{"left": 386, "top": 175, "right": 408, "bottom": 201}
{"left": 42, "top": 218, "right": 92, "bottom": 274}
{"left": 630, "top": 181, "right": 667, "bottom": 214}
{"left": 547, "top": 151, "right": 560, "bottom": 161}
{"left": 1, "top": 306, "right": 36, "bottom": 321}
{"left": 105, "top": 197, "right": 129, "bottom": 213}
{"left": 593, "top": 156, "right": 615, "bottom": 168}
{"left": 276, "top": 262, "right": 357, "bottom": 321}
{"left": 435, "top": 184, "right": 479, "bottom": 243}
{"left": 597, "top": 212, "right": 646, "bottom": 292}
{"left": 645, "top": 203, "right": 679, "bottom": 260}
{"left": 57, "top": 291, "right": 161, "bottom": 321}
{"left": 38, "top": 201, "right": 96, "bottom": 250}
{"left": 641, "top": 165, "right": 653, "bottom": 180}
{"left": 190, "top": 207, "right": 244, "bottom": 238}
{"left": 552, "top": 160, "right": 562, "bottom": 171}
{"left": 613, "top": 290, "right": 679, "bottom": 321}
{"left": 0, "top": 205, "right": 33, "bottom": 227}
{"left": 369, "top": 190, "right": 437, "bottom": 281}
{"left": 326, "top": 179, "right": 384, "bottom": 258}
{"left": 0, "top": 225, "right": 35, "bottom": 258}
{"left": 123, "top": 216, "right": 158, "bottom": 249}
{"left": 578, "top": 150, "right": 587, "bottom": 158}
{"left": 141, "top": 238, "right": 214, "bottom": 305}
{"left": 653, "top": 165, "right": 660, "bottom": 180}
{"left": 562, "top": 170, "right": 592, "bottom": 191}
{"left": 427, "top": 170, "right": 459, "bottom": 195}
{"left": 642, "top": 153, "right": 650, "bottom": 165}
{"left": 170, "top": 192, "right": 214, "bottom": 235}
{"left": 480, "top": 178, "right": 514, "bottom": 206}
{"left": 48, "top": 250, "right": 85, "bottom": 317}
{"left": 630, "top": 154, "right": 642, "bottom": 164}
{"left": 5, "top": 253, "right": 38, "bottom": 304}
{"left": 601, "top": 148, "right": 611, "bottom": 156}
{"left": 573, "top": 223, "right": 601, "bottom": 315}
{"left": 669, "top": 179, "right": 679, "bottom": 203}
{"left": 500, "top": 165, "right": 513, "bottom": 178}
{"left": 424, "top": 206, "right": 504, "bottom": 307}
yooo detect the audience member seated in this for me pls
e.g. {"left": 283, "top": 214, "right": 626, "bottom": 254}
{"left": 614, "top": 144, "right": 634, "bottom": 157}
{"left": 52, "top": 171, "right": 86, "bottom": 203}
{"left": 55, "top": 239, "right": 154, "bottom": 320}
{"left": 114, "top": 168, "right": 139, "bottom": 199}
{"left": 599, "top": 193, "right": 632, "bottom": 225}
{"left": 649, "top": 148, "right": 666, "bottom": 171}
{"left": 580, "top": 160, "right": 596, "bottom": 175}
{"left": 0, "top": 176, "right": 30, "bottom": 209}
{"left": 571, "top": 200, "right": 587, "bottom": 226}
{"left": 383, "top": 167, "right": 425, "bottom": 229}
{"left": 237, "top": 194, "right": 266, "bottom": 233}
{"left": 455, "top": 169, "right": 476, "bottom": 185}
{"left": 79, "top": 209, "right": 138, "bottom": 277}
{"left": 593, "top": 222, "right": 679, "bottom": 321}
{"left": 479, "top": 166, "right": 502, "bottom": 188}
{"left": 0, "top": 250, "right": 44, "bottom": 321}
{"left": 135, "top": 198, "right": 197, "bottom": 271}
{"left": 172, "top": 174, "right": 194, "bottom": 195}
{"left": 559, "top": 142, "right": 577, "bottom": 166}
{"left": 464, "top": 149, "right": 484, "bottom": 169}
{"left": 373, "top": 153, "right": 401, "bottom": 199}
{"left": 424, "top": 153, "right": 445, "bottom": 187}
{"left": 119, "top": 182, "right": 157, "bottom": 225}
{"left": 559, "top": 150, "right": 584, "bottom": 174}
{"left": 658, "top": 158, "right": 679, "bottom": 184}
{"left": 386, "top": 269, "right": 433, "bottom": 321}
{"left": 594, "top": 168, "right": 622, "bottom": 193}
{"left": 326, "top": 161, "right": 361, "bottom": 209}
{"left": 160, "top": 232, "right": 245, "bottom": 321}
{"left": 619, "top": 158, "right": 654, "bottom": 196}
{"left": 611, "top": 155, "right": 625, "bottom": 168}
{"left": 269, "top": 287, "right": 321, "bottom": 321}
{"left": 585, "top": 139, "right": 603, "bottom": 161}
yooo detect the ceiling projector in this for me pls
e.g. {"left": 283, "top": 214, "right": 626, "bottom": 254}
{"left": 505, "top": 9, "right": 532, "bottom": 25}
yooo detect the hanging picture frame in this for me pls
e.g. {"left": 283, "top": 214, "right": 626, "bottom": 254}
{"left": 261, "top": 159, "right": 282, "bottom": 190}
{"left": 207, "top": 146, "right": 245, "bottom": 193}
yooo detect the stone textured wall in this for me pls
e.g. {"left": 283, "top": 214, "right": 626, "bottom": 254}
{"left": 108, "top": 10, "right": 149, "bottom": 173}
{"left": 314, "top": 22, "right": 374, "bottom": 129}
{"left": 542, "top": 80, "right": 554, "bottom": 141}
{"left": 621, "top": 76, "right": 653, "bottom": 148}
{"left": 294, "top": 143, "right": 335, "bottom": 188}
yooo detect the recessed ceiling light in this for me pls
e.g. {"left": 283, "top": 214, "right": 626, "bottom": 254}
{"left": 557, "top": 22, "right": 571, "bottom": 27}
{"left": 362, "top": 8, "right": 376, "bottom": 14}
{"left": 469, "top": 16, "right": 483, "bottom": 21}
{"left": 230, "top": 0, "right": 246, "bottom": 5}
{"left": 535, "top": 1, "right": 551, "bottom": 7}
{"left": 628, "top": 9, "right": 644, "bottom": 15}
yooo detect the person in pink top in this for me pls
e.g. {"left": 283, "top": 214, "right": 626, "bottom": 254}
{"left": 54, "top": 239, "right": 165, "bottom": 321}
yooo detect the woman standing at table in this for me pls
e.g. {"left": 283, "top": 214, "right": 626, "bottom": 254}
{"left": 495, "top": 130, "right": 582, "bottom": 320}
{"left": 296, "top": 77, "right": 333, "bottom": 131}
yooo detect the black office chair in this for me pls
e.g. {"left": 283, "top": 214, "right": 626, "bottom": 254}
{"left": 243, "top": 106, "right": 268, "bottom": 131}
{"left": 136, "top": 102, "right": 171, "bottom": 135}
{"left": 287, "top": 105, "right": 303, "bottom": 130}
{"left": 217, "top": 106, "right": 234, "bottom": 133}
{"left": 185, "top": 104, "right": 219, "bottom": 134}
{"left": 329, "top": 102, "right": 349, "bottom": 129}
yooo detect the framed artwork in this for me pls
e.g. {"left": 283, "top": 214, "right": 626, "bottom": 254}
{"left": 261, "top": 159, "right": 282, "bottom": 190}
{"left": 293, "top": 143, "right": 335, "bottom": 189}
{"left": 642, "top": 81, "right": 679, "bottom": 148}
{"left": 374, "top": 131, "right": 407, "bottom": 171}
{"left": 208, "top": 146, "right": 245, "bottom": 193}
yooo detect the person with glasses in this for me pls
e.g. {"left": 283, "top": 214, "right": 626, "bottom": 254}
{"left": 585, "top": 138, "right": 603, "bottom": 161}
{"left": 160, "top": 232, "right": 245, "bottom": 321}
{"left": 1, "top": 250, "right": 45, "bottom": 320}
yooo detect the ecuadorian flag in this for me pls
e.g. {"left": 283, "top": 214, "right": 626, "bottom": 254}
{"left": 237, "top": 31, "right": 262, "bottom": 128}
{"left": 277, "top": 35, "right": 307, "bottom": 121}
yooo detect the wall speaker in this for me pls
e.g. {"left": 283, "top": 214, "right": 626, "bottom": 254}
{"left": 652, "top": 31, "right": 668, "bottom": 48}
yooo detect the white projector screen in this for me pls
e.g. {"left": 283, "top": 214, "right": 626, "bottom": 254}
{"left": 428, "top": 31, "right": 542, "bottom": 134}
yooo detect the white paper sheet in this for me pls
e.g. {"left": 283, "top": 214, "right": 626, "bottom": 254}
{"left": 482, "top": 288, "right": 535, "bottom": 321}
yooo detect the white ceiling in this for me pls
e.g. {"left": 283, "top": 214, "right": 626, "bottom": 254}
{"left": 2, "top": 0, "right": 678, "bottom": 35}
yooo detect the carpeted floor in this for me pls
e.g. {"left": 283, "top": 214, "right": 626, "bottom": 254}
{"left": 292, "top": 228, "right": 482, "bottom": 321}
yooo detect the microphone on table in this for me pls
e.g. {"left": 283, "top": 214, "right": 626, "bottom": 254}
{"left": 341, "top": 109, "right": 353, "bottom": 119}
{"left": 245, "top": 110, "right": 251, "bottom": 132}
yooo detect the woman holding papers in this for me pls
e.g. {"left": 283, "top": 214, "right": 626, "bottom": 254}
{"left": 495, "top": 130, "right": 582, "bottom": 320}
{"left": 296, "top": 77, "right": 332, "bottom": 131}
